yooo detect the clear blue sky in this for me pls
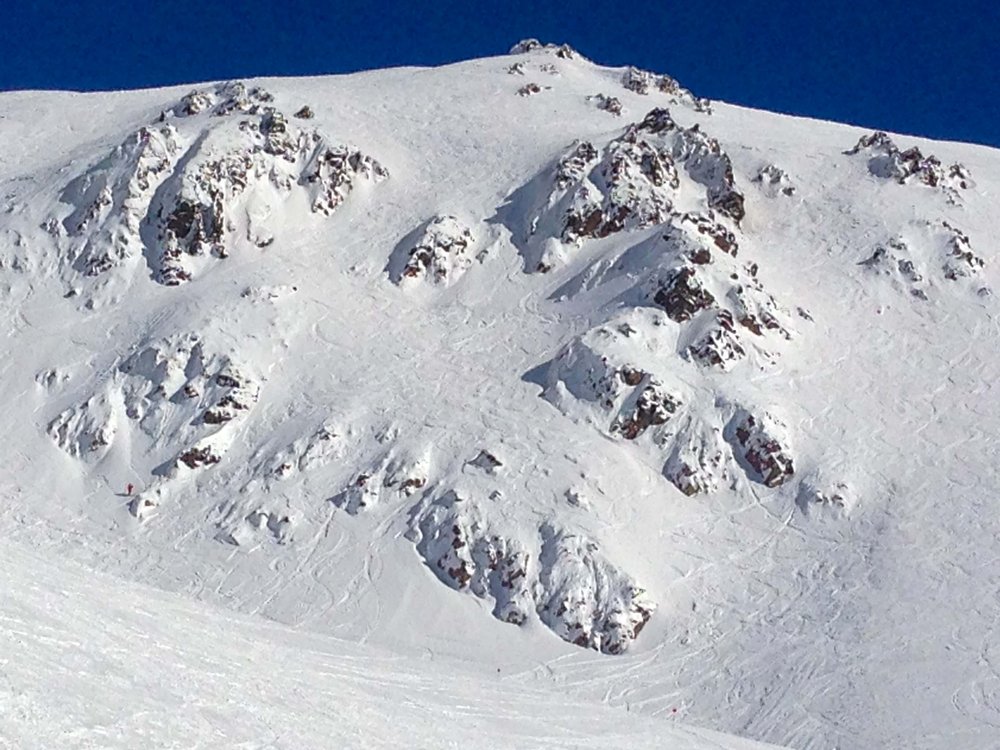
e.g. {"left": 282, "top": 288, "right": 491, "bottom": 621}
{"left": 3, "top": 0, "right": 998, "bottom": 147}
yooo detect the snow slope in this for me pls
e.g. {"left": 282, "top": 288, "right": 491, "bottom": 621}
{"left": 2, "top": 40, "right": 1000, "bottom": 748}
{"left": 0, "top": 540, "right": 781, "bottom": 750}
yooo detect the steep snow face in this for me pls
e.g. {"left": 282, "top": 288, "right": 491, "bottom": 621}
{"left": 2, "top": 40, "right": 1000, "bottom": 750}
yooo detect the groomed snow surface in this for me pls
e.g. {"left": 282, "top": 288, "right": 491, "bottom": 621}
{"left": 0, "top": 542, "right": 779, "bottom": 750}
{"left": 2, "top": 40, "right": 1000, "bottom": 748}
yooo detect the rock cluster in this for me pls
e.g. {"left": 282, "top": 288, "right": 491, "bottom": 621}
{"left": 729, "top": 409, "right": 795, "bottom": 488}
{"left": 508, "top": 39, "right": 580, "bottom": 59}
{"left": 587, "top": 94, "right": 622, "bottom": 116}
{"left": 620, "top": 66, "right": 712, "bottom": 112}
{"left": 522, "top": 107, "right": 745, "bottom": 273}
{"left": 860, "top": 221, "right": 985, "bottom": 298}
{"left": 53, "top": 82, "right": 387, "bottom": 286}
{"left": 846, "top": 131, "right": 973, "bottom": 195}
{"left": 413, "top": 491, "right": 654, "bottom": 653}
{"left": 394, "top": 215, "right": 477, "bottom": 285}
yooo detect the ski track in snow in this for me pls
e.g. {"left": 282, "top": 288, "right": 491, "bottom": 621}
{"left": 0, "top": 541, "right": 785, "bottom": 750}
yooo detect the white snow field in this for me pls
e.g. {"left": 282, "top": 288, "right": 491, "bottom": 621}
{"left": 0, "top": 541, "right": 782, "bottom": 749}
{"left": 2, "top": 39, "right": 1000, "bottom": 748}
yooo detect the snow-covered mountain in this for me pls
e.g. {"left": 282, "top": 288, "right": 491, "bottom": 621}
{"left": 2, "top": 39, "right": 1000, "bottom": 748}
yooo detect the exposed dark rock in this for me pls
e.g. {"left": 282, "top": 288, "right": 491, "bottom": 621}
{"left": 517, "top": 83, "right": 547, "bottom": 97}
{"left": 654, "top": 266, "right": 716, "bottom": 322}
{"left": 396, "top": 215, "right": 476, "bottom": 285}
{"left": 753, "top": 164, "right": 795, "bottom": 196}
{"left": 846, "top": 131, "right": 973, "bottom": 193}
{"left": 664, "top": 421, "right": 729, "bottom": 496}
{"left": 730, "top": 410, "right": 794, "bottom": 488}
{"left": 613, "top": 384, "right": 681, "bottom": 439}
{"left": 588, "top": 94, "right": 622, "bottom": 116}
{"left": 687, "top": 310, "right": 747, "bottom": 369}
{"left": 178, "top": 445, "right": 222, "bottom": 469}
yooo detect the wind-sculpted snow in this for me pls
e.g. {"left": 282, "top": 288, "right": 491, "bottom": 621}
{"left": 752, "top": 163, "right": 795, "bottom": 197}
{"left": 57, "top": 125, "right": 182, "bottom": 277}
{"left": 48, "top": 392, "right": 118, "bottom": 460}
{"left": 537, "top": 526, "right": 655, "bottom": 654}
{"left": 50, "top": 81, "right": 386, "bottom": 288}
{"left": 265, "top": 424, "right": 341, "bottom": 481}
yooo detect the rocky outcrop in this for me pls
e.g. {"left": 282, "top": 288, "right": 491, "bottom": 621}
{"left": 508, "top": 40, "right": 581, "bottom": 59}
{"left": 177, "top": 444, "right": 223, "bottom": 469}
{"left": 517, "top": 83, "right": 549, "bottom": 97}
{"left": 540, "top": 241, "right": 799, "bottom": 494}
{"left": 939, "top": 221, "right": 984, "bottom": 281}
{"left": 299, "top": 140, "right": 388, "bottom": 216}
{"left": 588, "top": 94, "right": 622, "bottom": 116}
{"left": 560, "top": 135, "right": 678, "bottom": 245}
{"left": 154, "top": 115, "right": 386, "bottom": 285}
{"left": 414, "top": 490, "right": 534, "bottom": 625}
{"left": 511, "top": 107, "right": 746, "bottom": 274}
{"left": 58, "top": 125, "right": 182, "bottom": 276}
{"left": 654, "top": 266, "right": 716, "bottom": 322}
{"left": 119, "top": 336, "right": 259, "bottom": 432}
{"left": 412, "top": 492, "right": 654, "bottom": 652}
{"left": 52, "top": 82, "right": 387, "bottom": 287}
{"left": 664, "top": 419, "right": 730, "bottom": 496}
{"left": 859, "top": 237, "right": 927, "bottom": 298}
{"left": 45, "top": 332, "right": 258, "bottom": 475}
{"left": 620, "top": 67, "right": 711, "bottom": 113}
{"left": 640, "top": 113, "right": 744, "bottom": 224}
{"left": 393, "top": 215, "right": 477, "bottom": 285}
{"left": 537, "top": 527, "right": 654, "bottom": 654}
{"left": 860, "top": 221, "right": 985, "bottom": 298}
{"left": 846, "top": 131, "right": 973, "bottom": 197}
{"left": 728, "top": 409, "right": 795, "bottom": 488}
{"left": 47, "top": 393, "right": 117, "bottom": 460}
{"left": 174, "top": 81, "right": 275, "bottom": 118}
{"left": 686, "top": 310, "right": 747, "bottom": 370}
{"left": 201, "top": 366, "right": 257, "bottom": 425}
{"left": 753, "top": 164, "right": 795, "bottom": 197}
{"left": 331, "top": 449, "right": 430, "bottom": 515}
{"left": 612, "top": 382, "right": 682, "bottom": 439}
